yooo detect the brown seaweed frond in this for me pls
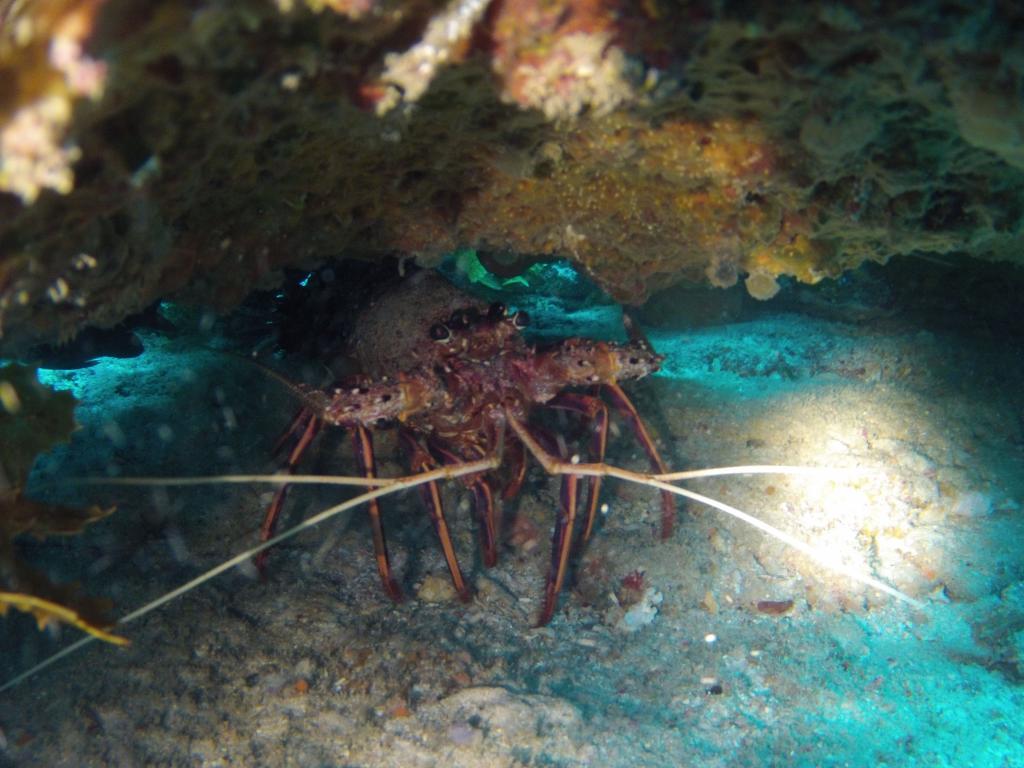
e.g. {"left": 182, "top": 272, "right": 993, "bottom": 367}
{"left": 0, "top": 363, "right": 123, "bottom": 645}
{"left": 0, "top": 592, "right": 126, "bottom": 647}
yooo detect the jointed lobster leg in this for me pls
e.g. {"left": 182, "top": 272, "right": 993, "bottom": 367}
{"left": 501, "top": 433, "right": 527, "bottom": 502}
{"left": 521, "top": 424, "right": 583, "bottom": 625}
{"left": 429, "top": 439, "right": 500, "bottom": 569}
{"left": 602, "top": 383, "right": 676, "bottom": 538}
{"left": 471, "top": 476, "right": 498, "bottom": 568}
{"left": 504, "top": 401, "right": 671, "bottom": 625}
{"left": 547, "top": 392, "right": 609, "bottom": 543}
{"left": 538, "top": 467, "right": 580, "bottom": 626}
{"left": 256, "top": 409, "right": 322, "bottom": 571}
{"left": 272, "top": 406, "right": 315, "bottom": 456}
{"left": 351, "top": 424, "right": 403, "bottom": 602}
{"left": 398, "top": 429, "right": 471, "bottom": 601}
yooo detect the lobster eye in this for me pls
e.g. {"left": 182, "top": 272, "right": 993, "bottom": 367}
{"left": 429, "top": 323, "right": 451, "bottom": 342}
{"left": 512, "top": 310, "right": 529, "bottom": 329}
{"left": 463, "top": 306, "right": 480, "bottom": 325}
{"left": 487, "top": 302, "right": 506, "bottom": 321}
{"left": 449, "top": 309, "right": 471, "bottom": 329}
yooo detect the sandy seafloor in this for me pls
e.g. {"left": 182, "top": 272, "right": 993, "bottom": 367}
{"left": 1, "top": 266, "right": 1023, "bottom": 767}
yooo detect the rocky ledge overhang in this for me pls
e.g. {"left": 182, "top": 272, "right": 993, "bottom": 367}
{"left": 1, "top": 0, "right": 1022, "bottom": 353}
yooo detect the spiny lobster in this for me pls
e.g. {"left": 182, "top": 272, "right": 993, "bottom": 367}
{"left": 259, "top": 272, "right": 674, "bottom": 624}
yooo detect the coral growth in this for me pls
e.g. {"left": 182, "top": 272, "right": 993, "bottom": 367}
{"left": 0, "top": 1, "right": 1022, "bottom": 352}
{"left": 488, "top": 0, "right": 639, "bottom": 120}
{"left": 0, "top": 0, "right": 107, "bottom": 203}
{"left": 372, "top": 0, "right": 494, "bottom": 114}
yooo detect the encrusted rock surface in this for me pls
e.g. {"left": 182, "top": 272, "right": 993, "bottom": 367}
{"left": 1, "top": 0, "right": 1023, "bottom": 351}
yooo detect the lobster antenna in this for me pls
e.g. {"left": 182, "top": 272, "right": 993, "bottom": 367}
{"left": 504, "top": 412, "right": 924, "bottom": 609}
{"left": 0, "top": 457, "right": 498, "bottom": 695}
{"left": 4, "top": 458, "right": 918, "bottom": 694}
{"left": 73, "top": 473, "right": 400, "bottom": 488}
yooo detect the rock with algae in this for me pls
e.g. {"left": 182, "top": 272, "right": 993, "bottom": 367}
{"left": 0, "top": 0, "right": 1022, "bottom": 353}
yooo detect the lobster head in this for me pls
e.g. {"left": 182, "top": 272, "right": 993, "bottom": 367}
{"left": 611, "top": 340, "right": 664, "bottom": 380}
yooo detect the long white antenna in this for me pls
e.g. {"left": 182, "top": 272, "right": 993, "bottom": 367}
{"left": 1, "top": 458, "right": 496, "bottom": 694}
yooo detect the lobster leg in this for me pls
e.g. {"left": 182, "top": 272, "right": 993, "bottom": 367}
{"left": 352, "top": 425, "right": 403, "bottom": 602}
{"left": 471, "top": 476, "right": 498, "bottom": 568}
{"left": 538, "top": 467, "right": 580, "bottom": 626}
{"left": 518, "top": 424, "right": 581, "bottom": 626}
{"left": 602, "top": 382, "right": 676, "bottom": 539}
{"left": 256, "top": 409, "right": 321, "bottom": 571}
{"left": 272, "top": 406, "right": 314, "bottom": 456}
{"left": 429, "top": 439, "right": 499, "bottom": 569}
{"left": 501, "top": 434, "right": 527, "bottom": 502}
{"left": 547, "top": 392, "right": 609, "bottom": 543}
{"left": 398, "top": 429, "right": 471, "bottom": 601}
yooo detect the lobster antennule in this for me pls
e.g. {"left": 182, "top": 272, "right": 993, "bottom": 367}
{"left": 621, "top": 310, "right": 649, "bottom": 347}
{"left": 246, "top": 357, "right": 340, "bottom": 417}
{"left": 614, "top": 312, "right": 664, "bottom": 380}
